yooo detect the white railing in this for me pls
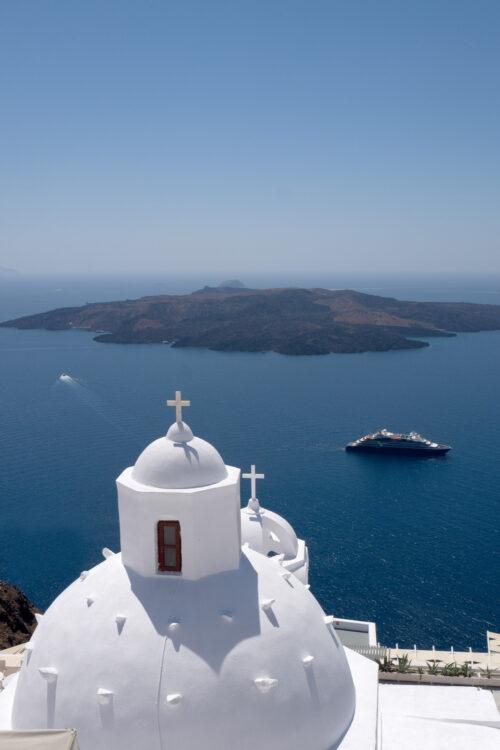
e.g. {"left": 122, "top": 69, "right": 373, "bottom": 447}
{"left": 349, "top": 645, "right": 388, "bottom": 661}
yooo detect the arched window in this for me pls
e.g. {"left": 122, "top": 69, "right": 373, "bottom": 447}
{"left": 157, "top": 521, "right": 181, "bottom": 572}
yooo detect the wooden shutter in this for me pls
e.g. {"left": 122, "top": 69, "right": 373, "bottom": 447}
{"left": 157, "top": 521, "right": 181, "bottom": 572}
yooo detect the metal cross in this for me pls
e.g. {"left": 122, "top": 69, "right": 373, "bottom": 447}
{"left": 167, "top": 391, "right": 190, "bottom": 422}
{"left": 242, "top": 465, "right": 264, "bottom": 500}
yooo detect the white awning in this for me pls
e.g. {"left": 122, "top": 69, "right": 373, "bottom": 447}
{"left": 0, "top": 730, "right": 79, "bottom": 749}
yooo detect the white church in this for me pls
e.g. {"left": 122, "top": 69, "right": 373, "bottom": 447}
{"left": 0, "top": 393, "right": 498, "bottom": 750}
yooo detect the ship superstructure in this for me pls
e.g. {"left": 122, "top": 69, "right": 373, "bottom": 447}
{"left": 346, "top": 429, "right": 451, "bottom": 455}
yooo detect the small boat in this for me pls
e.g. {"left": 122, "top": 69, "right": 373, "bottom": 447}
{"left": 345, "top": 429, "right": 451, "bottom": 456}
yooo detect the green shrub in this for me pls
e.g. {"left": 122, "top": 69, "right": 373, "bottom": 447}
{"left": 376, "top": 656, "right": 395, "bottom": 672}
{"left": 441, "top": 662, "right": 461, "bottom": 677}
{"left": 426, "top": 659, "right": 442, "bottom": 675}
{"left": 396, "top": 654, "right": 412, "bottom": 673}
{"left": 459, "top": 662, "right": 473, "bottom": 678}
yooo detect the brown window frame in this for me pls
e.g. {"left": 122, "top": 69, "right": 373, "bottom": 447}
{"left": 157, "top": 521, "right": 182, "bottom": 572}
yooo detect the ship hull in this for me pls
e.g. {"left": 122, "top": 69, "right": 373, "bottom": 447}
{"left": 345, "top": 443, "right": 450, "bottom": 456}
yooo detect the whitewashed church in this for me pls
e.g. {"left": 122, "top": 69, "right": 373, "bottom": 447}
{"left": 0, "top": 393, "right": 498, "bottom": 750}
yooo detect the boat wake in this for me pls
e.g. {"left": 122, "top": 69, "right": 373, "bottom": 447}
{"left": 54, "top": 373, "right": 119, "bottom": 427}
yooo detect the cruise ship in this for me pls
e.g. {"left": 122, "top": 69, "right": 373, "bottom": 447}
{"left": 345, "top": 429, "right": 451, "bottom": 456}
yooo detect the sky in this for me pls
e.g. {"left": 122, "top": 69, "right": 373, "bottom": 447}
{"left": 1, "top": 0, "right": 499, "bottom": 275}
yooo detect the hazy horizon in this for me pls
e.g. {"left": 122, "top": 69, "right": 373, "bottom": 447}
{"left": 3, "top": 268, "right": 500, "bottom": 290}
{"left": 1, "top": 1, "right": 499, "bottom": 275}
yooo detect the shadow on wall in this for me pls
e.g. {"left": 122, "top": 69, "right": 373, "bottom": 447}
{"left": 46, "top": 682, "right": 56, "bottom": 729}
{"left": 125, "top": 554, "right": 261, "bottom": 673}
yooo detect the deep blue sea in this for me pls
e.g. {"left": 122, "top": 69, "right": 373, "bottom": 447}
{"left": 0, "top": 272, "right": 499, "bottom": 651}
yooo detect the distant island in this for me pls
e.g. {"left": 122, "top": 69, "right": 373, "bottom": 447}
{"left": 3, "top": 286, "right": 500, "bottom": 355}
{"left": 215, "top": 279, "right": 247, "bottom": 290}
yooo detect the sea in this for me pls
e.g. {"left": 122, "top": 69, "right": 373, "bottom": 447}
{"left": 0, "top": 272, "right": 499, "bottom": 651}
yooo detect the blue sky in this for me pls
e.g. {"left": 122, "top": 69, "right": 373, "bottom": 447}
{"left": 1, "top": 1, "right": 499, "bottom": 275}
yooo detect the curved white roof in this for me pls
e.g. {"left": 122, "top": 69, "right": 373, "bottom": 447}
{"left": 11, "top": 549, "right": 355, "bottom": 750}
{"left": 240, "top": 500, "right": 309, "bottom": 585}
{"left": 5, "top": 409, "right": 355, "bottom": 750}
{"left": 241, "top": 503, "right": 299, "bottom": 558}
{"left": 131, "top": 421, "right": 228, "bottom": 489}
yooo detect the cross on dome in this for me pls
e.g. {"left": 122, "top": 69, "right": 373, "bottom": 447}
{"left": 243, "top": 464, "right": 264, "bottom": 500}
{"left": 167, "top": 390, "right": 190, "bottom": 423}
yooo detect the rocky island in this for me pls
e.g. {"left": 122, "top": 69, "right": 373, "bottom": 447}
{"left": 3, "top": 286, "right": 500, "bottom": 355}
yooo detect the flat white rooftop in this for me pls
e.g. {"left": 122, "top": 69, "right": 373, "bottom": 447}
{"left": 378, "top": 683, "right": 500, "bottom": 750}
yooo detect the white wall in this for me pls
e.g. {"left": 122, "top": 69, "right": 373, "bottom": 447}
{"left": 117, "top": 466, "right": 242, "bottom": 580}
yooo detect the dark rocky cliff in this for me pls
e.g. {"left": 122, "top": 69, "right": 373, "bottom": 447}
{"left": 0, "top": 581, "right": 39, "bottom": 649}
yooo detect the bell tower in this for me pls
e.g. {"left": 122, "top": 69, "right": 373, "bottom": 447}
{"left": 116, "top": 392, "right": 241, "bottom": 580}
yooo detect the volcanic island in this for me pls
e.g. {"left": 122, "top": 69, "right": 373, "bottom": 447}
{"left": 3, "top": 285, "right": 500, "bottom": 355}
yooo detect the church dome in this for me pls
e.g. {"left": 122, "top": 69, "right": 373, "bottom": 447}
{"left": 241, "top": 504, "right": 299, "bottom": 558}
{"left": 131, "top": 421, "right": 228, "bottom": 489}
{"left": 10, "top": 548, "right": 355, "bottom": 750}
{"left": 3, "top": 394, "right": 355, "bottom": 750}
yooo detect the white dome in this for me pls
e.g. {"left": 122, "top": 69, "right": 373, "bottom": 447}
{"left": 131, "top": 421, "right": 228, "bottom": 489}
{"left": 241, "top": 500, "right": 309, "bottom": 586}
{"left": 4, "top": 407, "right": 355, "bottom": 750}
{"left": 241, "top": 505, "right": 299, "bottom": 559}
{"left": 11, "top": 548, "right": 355, "bottom": 750}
